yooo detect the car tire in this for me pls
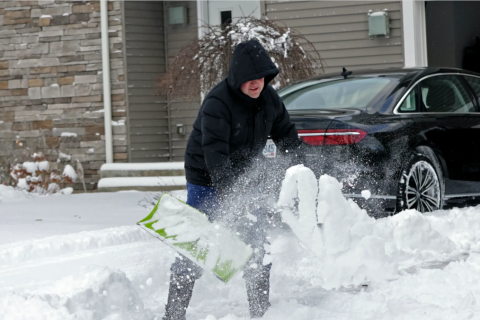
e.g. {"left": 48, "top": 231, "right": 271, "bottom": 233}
{"left": 396, "top": 153, "right": 444, "bottom": 213}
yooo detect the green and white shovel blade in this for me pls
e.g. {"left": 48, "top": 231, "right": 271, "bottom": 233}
{"left": 137, "top": 193, "right": 253, "bottom": 283}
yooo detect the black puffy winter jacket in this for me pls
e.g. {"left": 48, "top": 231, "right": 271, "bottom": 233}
{"left": 184, "top": 40, "right": 301, "bottom": 191}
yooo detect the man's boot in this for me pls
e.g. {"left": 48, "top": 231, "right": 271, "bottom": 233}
{"left": 163, "top": 273, "right": 196, "bottom": 320}
{"left": 245, "top": 265, "right": 271, "bottom": 318}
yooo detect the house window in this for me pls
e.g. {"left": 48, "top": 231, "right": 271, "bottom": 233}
{"left": 169, "top": 6, "right": 186, "bottom": 25}
{"left": 220, "top": 10, "right": 232, "bottom": 29}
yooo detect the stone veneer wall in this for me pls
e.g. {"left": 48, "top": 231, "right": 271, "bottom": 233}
{"left": 0, "top": 0, "right": 127, "bottom": 191}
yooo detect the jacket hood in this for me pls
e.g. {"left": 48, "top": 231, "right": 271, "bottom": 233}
{"left": 227, "top": 40, "right": 279, "bottom": 95}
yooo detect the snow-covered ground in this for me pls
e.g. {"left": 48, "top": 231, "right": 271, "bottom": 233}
{"left": 2, "top": 165, "right": 480, "bottom": 320}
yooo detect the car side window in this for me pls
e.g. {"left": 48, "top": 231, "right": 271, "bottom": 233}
{"left": 463, "top": 76, "right": 480, "bottom": 111}
{"left": 418, "top": 75, "right": 475, "bottom": 113}
{"left": 399, "top": 89, "right": 418, "bottom": 112}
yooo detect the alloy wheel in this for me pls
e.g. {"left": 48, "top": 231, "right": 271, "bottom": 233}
{"left": 405, "top": 161, "right": 441, "bottom": 212}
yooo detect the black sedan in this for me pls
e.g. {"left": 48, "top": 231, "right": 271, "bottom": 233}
{"left": 277, "top": 67, "right": 480, "bottom": 216}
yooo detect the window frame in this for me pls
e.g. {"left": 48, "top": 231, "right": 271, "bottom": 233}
{"left": 393, "top": 73, "right": 480, "bottom": 114}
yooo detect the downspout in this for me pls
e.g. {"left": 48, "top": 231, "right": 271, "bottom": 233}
{"left": 120, "top": 1, "right": 131, "bottom": 162}
{"left": 197, "top": 0, "right": 208, "bottom": 101}
{"left": 101, "top": 0, "right": 113, "bottom": 163}
{"left": 163, "top": 2, "right": 172, "bottom": 161}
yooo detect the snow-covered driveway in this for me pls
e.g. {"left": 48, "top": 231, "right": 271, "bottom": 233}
{"left": 1, "top": 181, "right": 480, "bottom": 320}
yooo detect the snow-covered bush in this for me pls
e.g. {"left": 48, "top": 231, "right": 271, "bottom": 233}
{"left": 157, "top": 16, "right": 324, "bottom": 100}
{"left": 7, "top": 152, "right": 81, "bottom": 194}
{"left": 0, "top": 136, "right": 85, "bottom": 194}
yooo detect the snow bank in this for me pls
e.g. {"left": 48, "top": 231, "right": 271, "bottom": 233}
{"left": 278, "top": 165, "right": 476, "bottom": 289}
{"left": 0, "top": 185, "right": 32, "bottom": 203}
{"left": 350, "top": 253, "right": 480, "bottom": 319}
{"left": 0, "top": 227, "right": 150, "bottom": 266}
{"left": 3, "top": 166, "right": 480, "bottom": 319}
{"left": 0, "top": 266, "right": 150, "bottom": 320}
{"left": 57, "top": 187, "right": 74, "bottom": 195}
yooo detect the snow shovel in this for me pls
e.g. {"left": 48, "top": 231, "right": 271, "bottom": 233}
{"left": 137, "top": 193, "right": 253, "bottom": 283}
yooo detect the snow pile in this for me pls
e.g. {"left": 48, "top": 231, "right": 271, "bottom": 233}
{"left": 0, "top": 227, "right": 150, "bottom": 266}
{"left": 58, "top": 152, "right": 71, "bottom": 161}
{"left": 57, "top": 187, "right": 74, "bottom": 195}
{"left": 60, "top": 132, "right": 77, "bottom": 138}
{"left": 0, "top": 266, "right": 149, "bottom": 320}
{"left": 423, "top": 206, "right": 480, "bottom": 252}
{"left": 0, "top": 185, "right": 32, "bottom": 202}
{"left": 278, "top": 165, "right": 322, "bottom": 256}
{"left": 2, "top": 181, "right": 480, "bottom": 319}
{"left": 349, "top": 253, "right": 480, "bottom": 319}
{"left": 277, "top": 165, "right": 474, "bottom": 289}
{"left": 111, "top": 120, "right": 125, "bottom": 126}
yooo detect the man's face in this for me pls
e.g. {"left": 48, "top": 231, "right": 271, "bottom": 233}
{"left": 240, "top": 78, "right": 264, "bottom": 99}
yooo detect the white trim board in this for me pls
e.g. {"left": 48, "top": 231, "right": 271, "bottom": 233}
{"left": 402, "top": 0, "right": 428, "bottom": 67}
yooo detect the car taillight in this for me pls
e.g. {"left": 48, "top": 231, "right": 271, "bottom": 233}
{"left": 297, "top": 130, "right": 326, "bottom": 145}
{"left": 298, "top": 129, "right": 366, "bottom": 146}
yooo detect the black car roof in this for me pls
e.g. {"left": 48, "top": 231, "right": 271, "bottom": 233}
{"left": 293, "top": 67, "right": 480, "bottom": 84}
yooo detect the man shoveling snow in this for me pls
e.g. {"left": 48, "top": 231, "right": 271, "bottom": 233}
{"left": 163, "top": 39, "right": 304, "bottom": 320}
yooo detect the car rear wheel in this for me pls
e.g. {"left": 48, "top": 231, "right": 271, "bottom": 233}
{"left": 396, "top": 154, "right": 444, "bottom": 213}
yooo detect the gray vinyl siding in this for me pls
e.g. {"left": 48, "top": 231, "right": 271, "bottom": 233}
{"left": 124, "top": 1, "right": 199, "bottom": 163}
{"left": 125, "top": 1, "right": 168, "bottom": 162}
{"left": 165, "top": 1, "right": 200, "bottom": 162}
{"left": 265, "top": 1, "right": 404, "bottom": 74}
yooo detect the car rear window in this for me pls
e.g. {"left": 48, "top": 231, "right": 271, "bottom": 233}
{"left": 280, "top": 77, "right": 394, "bottom": 110}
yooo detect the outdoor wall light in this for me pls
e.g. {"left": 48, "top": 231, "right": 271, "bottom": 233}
{"left": 176, "top": 123, "right": 185, "bottom": 135}
{"left": 169, "top": 6, "right": 186, "bottom": 25}
{"left": 368, "top": 9, "right": 390, "bottom": 39}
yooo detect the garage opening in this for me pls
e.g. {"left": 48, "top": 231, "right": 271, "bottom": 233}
{"left": 425, "top": 1, "right": 480, "bottom": 72}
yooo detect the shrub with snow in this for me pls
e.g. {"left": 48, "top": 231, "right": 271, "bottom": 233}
{"left": 4, "top": 152, "right": 81, "bottom": 195}
{"left": 0, "top": 132, "right": 87, "bottom": 194}
{"left": 157, "top": 16, "right": 324, "bottom": 100}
